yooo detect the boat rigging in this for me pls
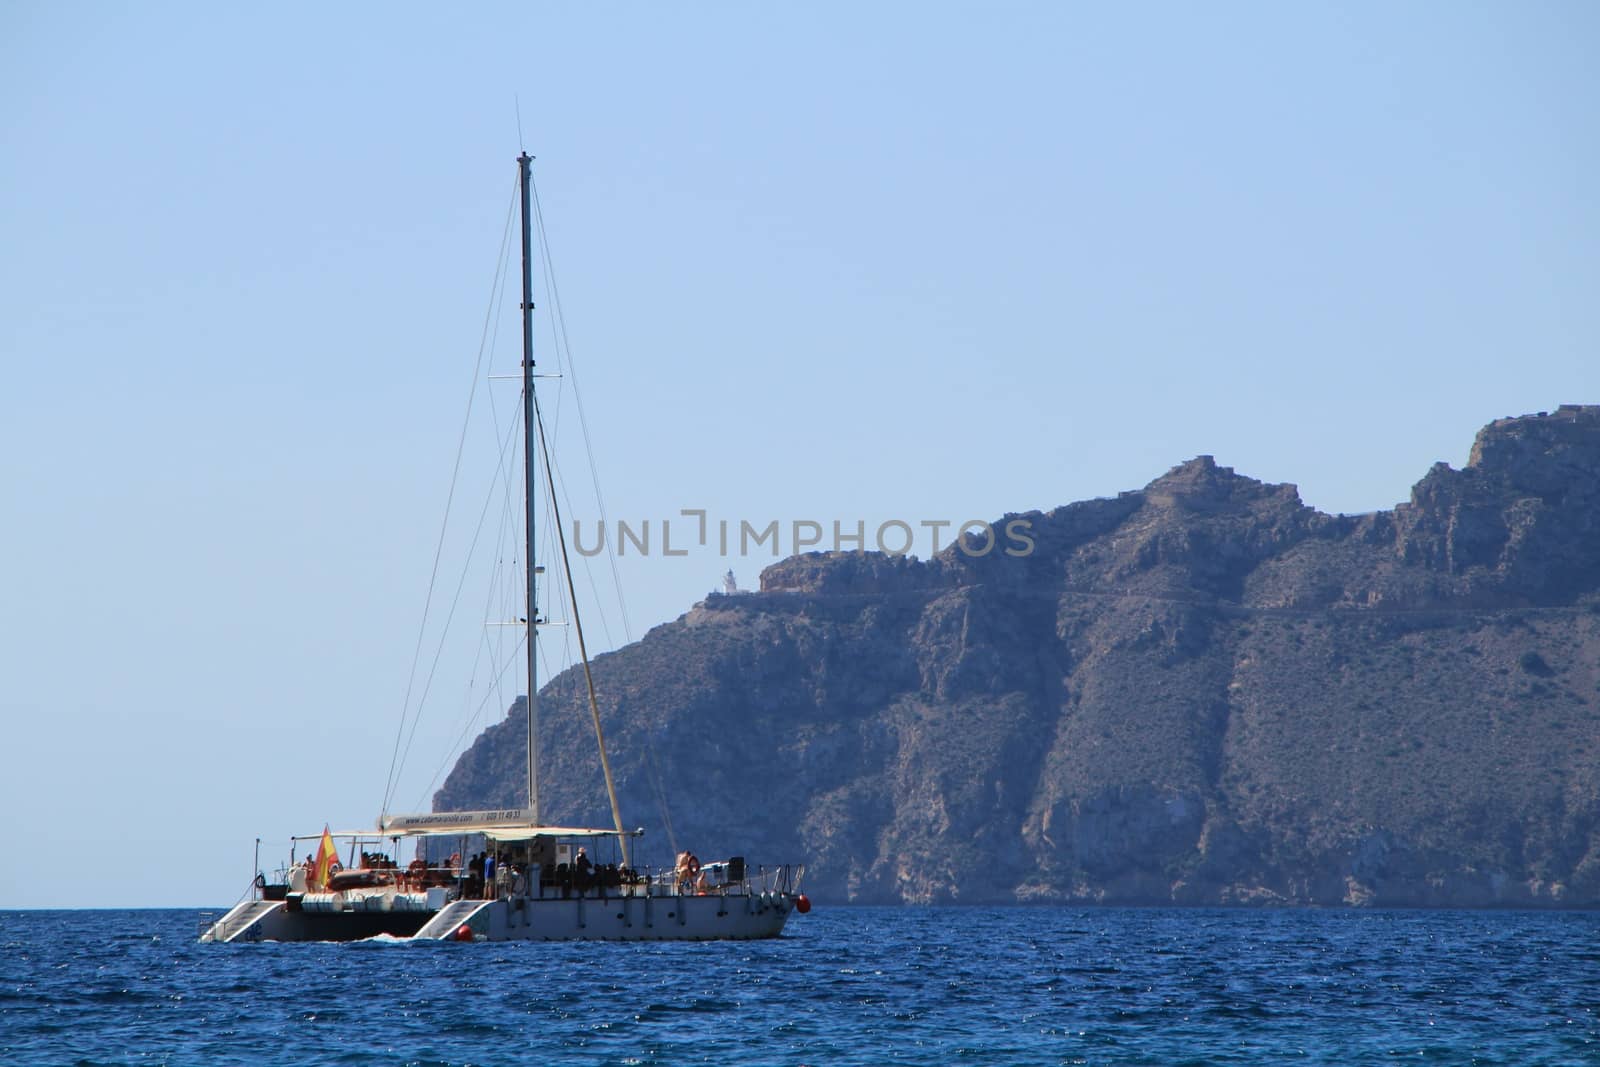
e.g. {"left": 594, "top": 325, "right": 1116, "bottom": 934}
{"left": 200, "top": 150, "right": 806, "bottom": 943}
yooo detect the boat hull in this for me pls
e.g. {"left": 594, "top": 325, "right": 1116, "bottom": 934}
{"left": 465, "top": 891, "right": 794, "bottom": 941}
{"left": 203, "top": 891, "right": 796, "bottom": 942}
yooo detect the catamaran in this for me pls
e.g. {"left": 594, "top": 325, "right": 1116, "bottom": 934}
{"left": 201, "top": 152, "right": 807, "bottom": 943}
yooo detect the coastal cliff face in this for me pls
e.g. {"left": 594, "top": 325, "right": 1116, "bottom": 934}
{"left": 436, "top": 406, "right": 1600, "bottom": 907}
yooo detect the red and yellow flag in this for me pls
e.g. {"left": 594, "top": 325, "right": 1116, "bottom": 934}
{"left": 312, "top": 825, "right": 339, "bottom": 890}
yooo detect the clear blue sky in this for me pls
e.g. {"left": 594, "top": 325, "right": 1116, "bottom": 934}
{"left": 2, "top": 2, "right": 1595, "bottom": 908}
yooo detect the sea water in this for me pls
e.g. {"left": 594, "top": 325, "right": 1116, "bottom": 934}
{"left": 3, "top": 906, "right": 1597, "bottom": 1065}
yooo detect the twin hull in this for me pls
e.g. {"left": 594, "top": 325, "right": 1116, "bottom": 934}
{"left": 204, "top": 891, "right": 796, "bottom": 943}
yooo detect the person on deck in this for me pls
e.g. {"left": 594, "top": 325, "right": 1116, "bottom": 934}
{"left": 574, "top": 847, "right": 593, "bottom": 897}
{"left": 676, "top": 851, "right": 700, "bottom": 893}
{"left": 497, "top": 861, "right": 514, "bottom": 899}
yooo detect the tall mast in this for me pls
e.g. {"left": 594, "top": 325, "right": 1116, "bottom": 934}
{"left": 518, "top": 151, "right": 540, "bottom": 825}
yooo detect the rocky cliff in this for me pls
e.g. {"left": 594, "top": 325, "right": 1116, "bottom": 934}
{"left": 436, "top": 405, "right": 1600, "bottom": 906}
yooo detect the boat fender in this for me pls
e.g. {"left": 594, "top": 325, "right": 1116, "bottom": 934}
{"left": 454, "top": 924, "right": 474, "bottom": 942}
{"left": 796, "top": 894, "right": 811, "bottom": 914}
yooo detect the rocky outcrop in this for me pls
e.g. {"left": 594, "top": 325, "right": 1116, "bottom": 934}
{"left": 436, "top": 406, "right": 1600, "bottom": 907}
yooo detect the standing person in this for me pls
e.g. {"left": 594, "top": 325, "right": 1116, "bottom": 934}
{"left": 574, "top": 847, "right": 593, "bottom": 897}
{"left": 498, "top": 861, "right": 514, "bottom": 900}
{"left": 483, "top": 852, "right": 497, "bottom": 900}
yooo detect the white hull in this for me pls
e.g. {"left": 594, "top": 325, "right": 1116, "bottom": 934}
{"left": 203, "top": 889, "right": 797, "bottom": 943}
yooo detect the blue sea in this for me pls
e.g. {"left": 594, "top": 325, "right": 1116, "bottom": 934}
{"left": 3, "top": 906, "right": 1597, "bottom": 1065}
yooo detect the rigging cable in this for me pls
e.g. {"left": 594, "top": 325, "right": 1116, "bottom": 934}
{"left": 535, "top": 393, "right": 630, "bottom": 866}
{"left": 530, "top": 173, "right": 681, "bottom": 859}
{"left": 530, "top": 177, "right": 633, "bottom": 645}
{"left": 411, "top": 411, "right": 526, "bottom": 812}
{"left": 479, "top": 246, "right": 527, "bottom": 751}
{"left": 530, "top": 206, "right": 615, "bottom": 652}
{"left": 391, "top": 400, "right": 526, "bottom": 802}
{"left": 413, "top": 629, "right": 528, "bottom": 808}
{"left": 381, "top": 174, "right": 518, "bottom": 818}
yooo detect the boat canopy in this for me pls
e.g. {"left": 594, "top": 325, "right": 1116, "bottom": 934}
{"left": 479, "top": 825, "right": 641, "bottom": 842}
{"left": 374, "top": 807, "right": 642, "bottom": 840}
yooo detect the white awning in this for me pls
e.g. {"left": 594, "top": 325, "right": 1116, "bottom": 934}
{"left": 373, "top": 808, "right": 644, "bottom": 840}
{"left": 481, "top": 825, "right": 642, "bottom": 842}
{"left": 378, "top": 808, "right": 533, "bottom": 835}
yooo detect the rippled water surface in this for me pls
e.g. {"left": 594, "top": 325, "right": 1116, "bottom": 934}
{"left": 3, "top": 907, "right": 1598, "bottom": 1064}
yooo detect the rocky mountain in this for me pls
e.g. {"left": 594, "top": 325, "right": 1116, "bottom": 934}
{"left": 436, "top": 405, "right": 1600, "bottom": 907}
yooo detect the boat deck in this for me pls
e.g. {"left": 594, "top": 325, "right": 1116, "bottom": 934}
{"left": 201, "top": 864, "right": 807, "bottom": 942}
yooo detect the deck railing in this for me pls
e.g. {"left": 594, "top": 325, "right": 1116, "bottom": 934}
{"left": 240, "top": 857, "right": 807, "bottom": 908}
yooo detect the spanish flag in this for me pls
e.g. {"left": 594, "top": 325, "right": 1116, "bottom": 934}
{"left": 312, "top": 825, "right": 339, "bottom": 890}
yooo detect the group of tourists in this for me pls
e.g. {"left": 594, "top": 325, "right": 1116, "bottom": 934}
{"left": 287, "top": 841, "right": 719, "bottom": 901}
{"left": 448, "top": 846, "right": 644, "bottom": 900}
{"left": 457, "top": 851, "right": 521, "bottom": 900}
{"left": 540, "top": 846, "right": 643, "bottom": 899}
